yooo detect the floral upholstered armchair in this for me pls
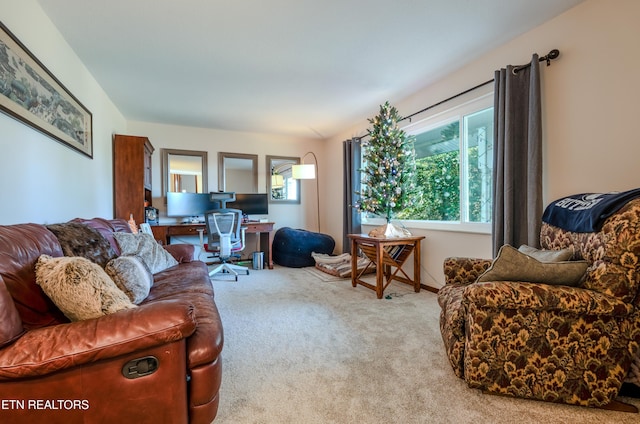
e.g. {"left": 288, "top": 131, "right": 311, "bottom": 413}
{"left": 438, "top": 196, "right": 640, "bottom": 410}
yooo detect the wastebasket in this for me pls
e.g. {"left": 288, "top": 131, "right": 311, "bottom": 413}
{"left": 252, "top": 251, "right": 264, "bottom": 270}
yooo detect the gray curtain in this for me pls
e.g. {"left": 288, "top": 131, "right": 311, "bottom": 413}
{"left": 492, "top": 54, "right": 543, "bottom": 256}
{"left": 343, "top": 138, "right": 361, "bottom": 253}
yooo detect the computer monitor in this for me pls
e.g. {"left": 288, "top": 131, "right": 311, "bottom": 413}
{"left": 227, "top": 193, "right": 269, "bottom": 216}
{"left": 166, "top": 192, "right": 221, "bottom": 218}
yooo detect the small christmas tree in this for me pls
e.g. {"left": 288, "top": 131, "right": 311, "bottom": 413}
{"left": 357, "top": 102, "right": 418, "bottom": 231}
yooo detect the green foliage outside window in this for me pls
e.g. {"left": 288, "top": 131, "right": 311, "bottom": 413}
{"left": 395, "top": 114, "right": 492, "bottom": 222}
{"left": 398, "top": 151, "right": 460, "bottom": 220}
{"left": 398, "top": 147, "right": 489, "bottom": 221}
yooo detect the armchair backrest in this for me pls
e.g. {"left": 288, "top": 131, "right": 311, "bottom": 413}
{"left": 540, "top": 197, "right": 640, "bottom": 304}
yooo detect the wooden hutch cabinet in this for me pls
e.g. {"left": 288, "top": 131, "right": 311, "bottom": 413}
{"left": 113, "top": 134, "right": 154, "bottom": 225}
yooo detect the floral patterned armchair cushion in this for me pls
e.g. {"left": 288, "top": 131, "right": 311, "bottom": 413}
{"left": 438, "top": 198, "right": 640, "bottom": 408}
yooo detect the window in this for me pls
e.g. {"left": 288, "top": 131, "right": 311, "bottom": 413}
{"left": 373, "top": 93, "right": 494, "bottom": 232}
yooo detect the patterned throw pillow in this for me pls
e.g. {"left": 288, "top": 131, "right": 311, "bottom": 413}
{"left": 477, "top": 245, "right": 588, "bottom": 286}
{"left": 35, "top": 255, "right": 136, "bottom": 321}
{"left": 112, "top": 233, "right": 179, "bottom": 274}
{"left": 105, "top": 256, "right": 153, "bottom": 304}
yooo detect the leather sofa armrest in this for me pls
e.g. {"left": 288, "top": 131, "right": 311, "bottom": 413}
{"left": 464, "top": 281, "right": 634, "bottom": 316}
{"left": 443, "top": 257, "right": 492, "bottom": 286}
{"left": 163, "top": 244, "right": 195, "bottom": 263}
{"left": 0, "top": 299, "right": 197, "bottom": 380}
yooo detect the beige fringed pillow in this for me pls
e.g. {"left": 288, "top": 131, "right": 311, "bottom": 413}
{"left": 477, "top": 245, "right": 588, "bottom": 286}
{"left": 35, "top": 255, "right": 136, "bottom": 321}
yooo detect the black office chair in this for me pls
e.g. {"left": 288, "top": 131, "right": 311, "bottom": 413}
{"left": 200, "top": 208, "right": 248, "bottom": 280}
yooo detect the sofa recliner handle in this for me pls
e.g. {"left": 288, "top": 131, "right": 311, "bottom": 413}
{"left": 122, "top": 356, "right": 159, "bottom": 379}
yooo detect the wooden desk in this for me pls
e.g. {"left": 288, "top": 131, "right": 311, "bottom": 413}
{"left": 348, "top": 234, "right": 425, "bottom": 299}
{"left": 151, "top": 222, "right": 275, "bottom": 269}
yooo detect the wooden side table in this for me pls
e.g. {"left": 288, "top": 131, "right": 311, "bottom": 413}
{"left": 348, "top": 234, "right": 425, "bottom": 299}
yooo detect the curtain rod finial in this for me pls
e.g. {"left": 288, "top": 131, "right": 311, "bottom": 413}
{"left": 544, "top": 49, "right": 560, "bottom": 66}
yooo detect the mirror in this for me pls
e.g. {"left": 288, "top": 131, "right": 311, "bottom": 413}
{"left": 218, "top": 152, "right": 258, "bottom": 192}
{"left": 162, "top": 149, "right": 208, "bottom": 202}
{"left": 267, "top": 155, "right": 300, "bottom": 204}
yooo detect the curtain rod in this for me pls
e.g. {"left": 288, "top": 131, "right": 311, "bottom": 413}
{"left": 354, "top": 48, "right": 560, "bottom": 141}
{"left": 401, "top": 49, "right": 559, "bottom": 123}
{"left": 400, "top": 78, "right": 494, "bottom": 123}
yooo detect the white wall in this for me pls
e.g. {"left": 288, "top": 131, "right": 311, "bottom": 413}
{"left": 126, "top": 120, "right": 322, "bottom": 232}
{"left": 322, "top": 0, "right": 640, "bottom": 288}
{"left": 0, "top": 0, "right": 127, "bottom": 224}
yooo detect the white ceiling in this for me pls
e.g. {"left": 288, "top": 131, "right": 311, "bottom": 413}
{"left": 37, "top": 0, "right": 583, "bottom": 140}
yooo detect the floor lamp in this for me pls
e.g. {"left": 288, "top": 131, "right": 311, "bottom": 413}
{"left": 292, "top": 152, "right": 320, "bottom": 233}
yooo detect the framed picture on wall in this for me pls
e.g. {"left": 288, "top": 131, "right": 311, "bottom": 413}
{"left": 0, "top": 21, "right": 93, "bottom": 158}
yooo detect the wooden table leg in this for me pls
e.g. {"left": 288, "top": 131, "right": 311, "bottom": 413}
{"left": 351, "top": 238, "right": 358, "bottom": 288}
{"left": 376, "top": 243, "right": 384, "bottom": 299}
{"left": 413, "top": 239, "right": 421, "bottom": 292}
{"left": 267, "top": 230, "right": 274, "bottom": 269}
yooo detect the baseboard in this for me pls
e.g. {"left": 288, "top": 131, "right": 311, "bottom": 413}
{"left": 421, "top": 283, "right": 439, "bottom": 294}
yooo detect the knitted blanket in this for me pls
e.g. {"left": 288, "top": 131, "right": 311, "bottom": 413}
{"left": 541, "top": 188, "right": 640, "bottom": 233}
{"left": 312, "top": 252, "right": 375, "bottom": 278}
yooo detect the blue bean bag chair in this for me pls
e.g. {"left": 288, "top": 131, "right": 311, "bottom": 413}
{"left": 273, "top": 227, "right": 335, "bottom": 268}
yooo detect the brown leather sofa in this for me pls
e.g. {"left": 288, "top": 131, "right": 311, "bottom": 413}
{"left": 0, "top": 218, "right": 223, "bottom": 423}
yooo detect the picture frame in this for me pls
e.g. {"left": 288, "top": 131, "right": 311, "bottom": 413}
{"left": 0, "top": 21, "right": 93, "bottom": 158}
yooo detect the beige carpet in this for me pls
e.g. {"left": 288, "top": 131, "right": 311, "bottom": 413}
{"left": 210, "top": 265, "right": 640, "bottom": 424}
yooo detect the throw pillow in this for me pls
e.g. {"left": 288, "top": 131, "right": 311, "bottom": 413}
{"left": 518, "top": 245, "right": 574, "bottom": 262}
{"left": 105, "top": 256, "right": 153, "bottom": 304}
{"left": 46, "top": 222, "right": 116, "bottom": 268}
{"left": 35, "top": 255, "right": 136, "bottom": 321}
{"left": 477, "top": 245, "right": 588, "bottom": 286}
{"left": 71, "top": 217, "right": 127, "bottom": 255}
{"left": 113, "top": 232, "right": 179, "bottom": 274}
